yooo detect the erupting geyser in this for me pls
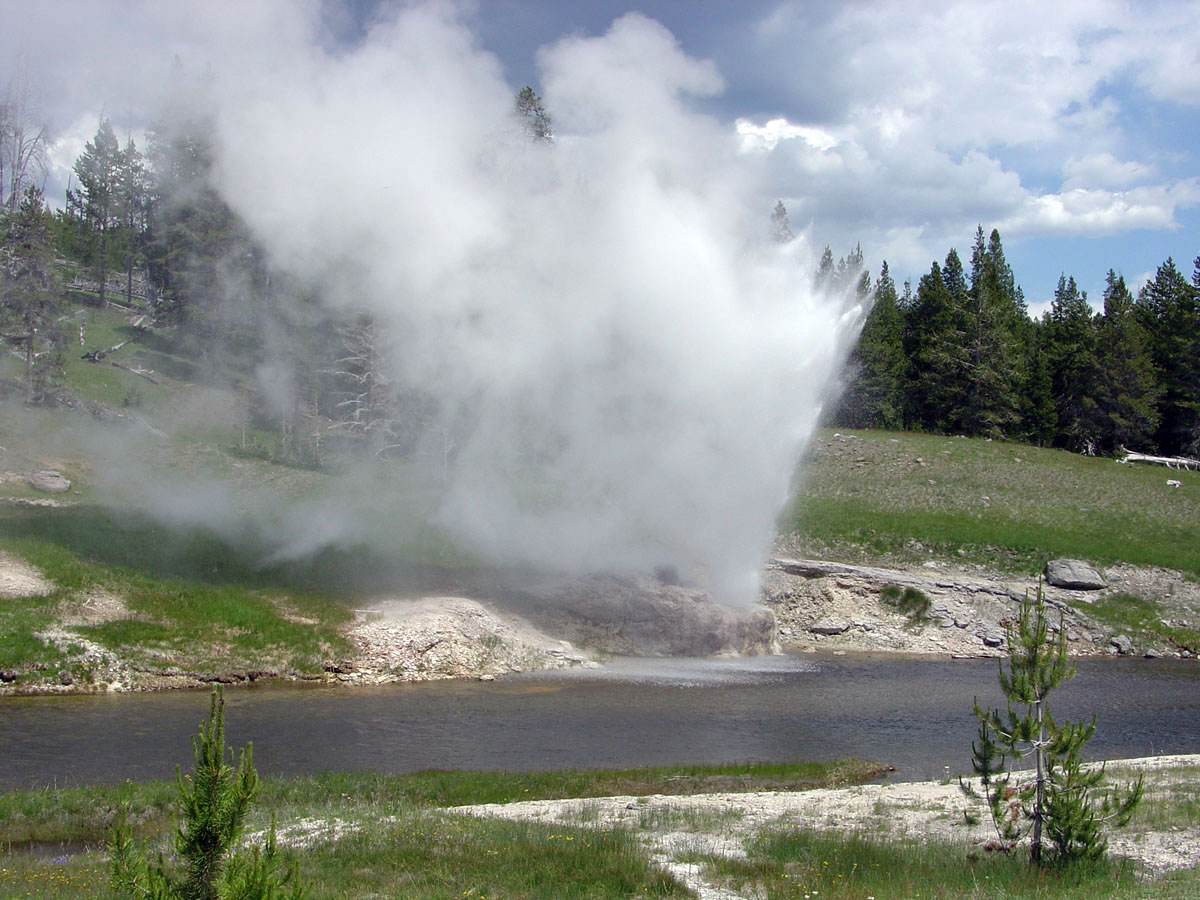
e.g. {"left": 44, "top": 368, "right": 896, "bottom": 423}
{"left": 171, "top": 6, "right": 864, "bottom": 604}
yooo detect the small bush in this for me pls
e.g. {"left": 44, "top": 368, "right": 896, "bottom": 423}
{"left": 880, "top": 584, "right": 931, "bottom": 627}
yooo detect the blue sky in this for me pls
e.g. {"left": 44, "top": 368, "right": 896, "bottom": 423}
{"left": 5, "top": 0, "right": 1198, "bottom": 316}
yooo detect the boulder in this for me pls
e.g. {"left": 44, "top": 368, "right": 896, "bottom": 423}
{"left": 1111, "top": 634, "right": 1134, "bottom": 655}
{"left": 27, "top": 471, "right": 71, "bottom": 493}
{"left": 978, "top": 627, "right": 1006, "bottom": 648}
{"left": 1044, "top": 559, "right": 1106, "bottom": 591}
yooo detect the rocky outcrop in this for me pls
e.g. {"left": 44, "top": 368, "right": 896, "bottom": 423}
{"left": 764, "top": 557, "right": 1115, "bottom": 657}
{"left": 335, "top": 596, "right": 596, "bottom": 683}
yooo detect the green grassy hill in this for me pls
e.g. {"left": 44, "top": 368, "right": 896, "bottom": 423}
{"left": 785, "top": 429, "right": 1200, "bottom": 577}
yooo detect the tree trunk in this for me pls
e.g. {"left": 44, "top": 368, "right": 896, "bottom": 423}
{"left": 1032, "top": 695, "right": 1045, "bottom": 863}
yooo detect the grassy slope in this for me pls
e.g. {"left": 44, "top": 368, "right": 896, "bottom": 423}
{"left": 785, "top": 429, "right": 1200, "bottom": 577}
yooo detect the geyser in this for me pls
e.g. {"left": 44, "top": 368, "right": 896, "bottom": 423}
{"left": 147, "top": 6, "right": 864, "bottom": 604}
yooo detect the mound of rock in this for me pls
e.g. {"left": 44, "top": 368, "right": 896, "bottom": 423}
{"left": 334, "top": 596, "right": 597, "bottom": 684}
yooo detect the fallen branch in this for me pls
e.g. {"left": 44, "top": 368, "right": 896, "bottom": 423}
{"left": 108, "top": 361, "right": 159, "bottom": 384}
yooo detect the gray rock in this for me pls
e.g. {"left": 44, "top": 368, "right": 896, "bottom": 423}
{"left": 1111, "top": 634, "right": 1134, "bottom": 655}
{"left": 809, "top": 620, "right": 852, "bottom": 636}
{"left": 979, "top": 628, "right": 1006, "bottom": 648}
{"left": 1044, "top": 559, "right": 1106, "bottom": 590}
{"left": 27, "top": 470, "right": 71, "bottom": 493}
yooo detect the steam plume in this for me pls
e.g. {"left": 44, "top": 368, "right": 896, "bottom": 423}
{"left": 148, "top": 6, "right": 863, "bottom": 603}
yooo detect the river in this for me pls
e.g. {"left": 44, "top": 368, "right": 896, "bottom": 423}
{"left": 3, "top": 653, "right": 1199, "bottom": 791}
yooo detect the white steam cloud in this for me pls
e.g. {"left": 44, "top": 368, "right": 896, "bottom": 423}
{"left": 170, "top": 6, "right": 860, "bottom": 603}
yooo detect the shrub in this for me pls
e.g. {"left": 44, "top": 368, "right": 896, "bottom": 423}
{"left": 110, "top": 688, "right": 306, "bottom": 899}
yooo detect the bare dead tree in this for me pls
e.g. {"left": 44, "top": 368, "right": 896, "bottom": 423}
{"left": 324, "top": 313, "right": 401, "bottom": 450}
{"left": 1, "top": 73, "right": 50, "bottom": 211}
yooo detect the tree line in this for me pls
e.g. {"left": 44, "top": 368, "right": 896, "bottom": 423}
{"left": 832, "top": 226, "right": 1200, "bottom": 458}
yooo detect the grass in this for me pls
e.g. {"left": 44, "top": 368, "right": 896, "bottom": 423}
{"left": 1085, "top": 592, "right": 1200, "bottom": 653}
{"left": 880, "top": 583, "right": 932, "bottom": 629}
{"left": 785, "top": 430, "right": 1200, "bottom": 577}
{"left": 693, "top": 827, "right": 1193, "bottom": 900}
{"left": 0, "top": 759, "right": 882, "bottom": 900}
{"left": 0, "top": 506, "right": 354, "bottom": 688}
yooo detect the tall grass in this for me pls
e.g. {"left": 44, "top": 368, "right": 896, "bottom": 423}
{"left": 698, "top": 828, "right": 1184, "bottom": 900}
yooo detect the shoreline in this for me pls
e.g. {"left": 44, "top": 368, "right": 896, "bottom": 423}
{"left": 3, "top": 550, "right": 1199, "bottom": 696}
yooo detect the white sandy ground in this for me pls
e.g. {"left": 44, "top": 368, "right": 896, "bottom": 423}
{"left": 444, "top": 755, "right": 1200, "bottom": 900}
{"left": 245, "top": 755, "right": 1200, "bottom": 900}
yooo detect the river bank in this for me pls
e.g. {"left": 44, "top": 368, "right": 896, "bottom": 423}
{"left": 3, "top": 540, "right": 1199, "bottom": 695}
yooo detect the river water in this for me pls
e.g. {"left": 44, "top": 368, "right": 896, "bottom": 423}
{"left": 3, "top": 653, "right": 1199, "bottom": 791}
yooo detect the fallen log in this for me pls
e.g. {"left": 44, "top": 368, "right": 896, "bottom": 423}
{"left": 1118, "top": 447, "right": 1200, "bottom": 471}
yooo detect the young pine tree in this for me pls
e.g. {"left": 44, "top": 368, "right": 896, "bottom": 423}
{"left": 962, "top": 588, "right": 1143, "bottom": 866}
{"left": 110, "top": 688, "right": 306, "bottom": 900}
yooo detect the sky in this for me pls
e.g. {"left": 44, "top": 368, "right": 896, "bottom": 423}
{"left": 3, "top": 0, "right": 1198, "bottom": 315}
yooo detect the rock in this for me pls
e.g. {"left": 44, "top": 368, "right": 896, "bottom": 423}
{"left": 979, "top": 627, "right": 1006, "bottom": 648}
{"left": 809, "top": 620, "right": 852, "bottom": 636}
{"left": 1044, "top": 559, "right": 1106, "bottom": 590}
{"left": 27, "top": 470, "right": 71, "bottom": 493}
{"left": 1111, "top": 634, "right": 1134, "bottom": 655}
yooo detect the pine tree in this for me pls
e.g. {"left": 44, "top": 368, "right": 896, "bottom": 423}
{"left": 964, "top": 587, "right": 1143, "bottom": 866}
{"left": 769, "top": 200, "right": 793, "bottom": 243}
{"left": 1092, "top": 271, "right": 1160, "bottom": 454}
{"left": 815, "top": 245, "right": 835, "bottom": 290}
{"left": 117, "top": 136, "right": 150, "bottom": 307}
{"left": 1045, "top": 275, "right": 1100, "bottom": 452}
{"left": 110, "top": 688, "right": 306, "bottom": 900}
{"left": 837, "top": 261, "right": 906, "bottom": 429}
{"left": 904, "top": 260, "right": 960, "bottom": 432}
{"left": 0, "top": 185, "right": 63, "bottom": 403}
{"left": 68, "top": 118, "right": 124, "bottom": 307}
{"left": 1018, "top": 318, "right": 1057, "bottom": 446}
{"left": 515, "top": 86, "right": 553, "bottom": 142}
{"left": 1137, "top": 258, "right": 1200, "bottom": 456}
{"left": 959, "top": 227, "right": 1024, "bottom": 438}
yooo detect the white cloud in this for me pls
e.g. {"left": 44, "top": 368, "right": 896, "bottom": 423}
{"left": 739, "top": 0, "right": 1200, "bottom": 278}
{"left": 998, "top": 181, "right": 1200, "bottom": 237}
{"left": 736, "top": 117, "right": 838, "bottom": 153}
{"left": 1062, "top": 153, "right": 1155, "bottom": 190}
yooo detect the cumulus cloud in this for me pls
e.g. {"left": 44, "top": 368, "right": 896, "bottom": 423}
{"left": 738, "top": 0, "right": 1200, "bottom": 279}
{"left": 997, "top": 180, "right": 1200, "bottom": 236}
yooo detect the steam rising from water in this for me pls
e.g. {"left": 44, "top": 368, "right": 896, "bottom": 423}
{"left": 157, "top": 7, "right": 862, "bottom": 604}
